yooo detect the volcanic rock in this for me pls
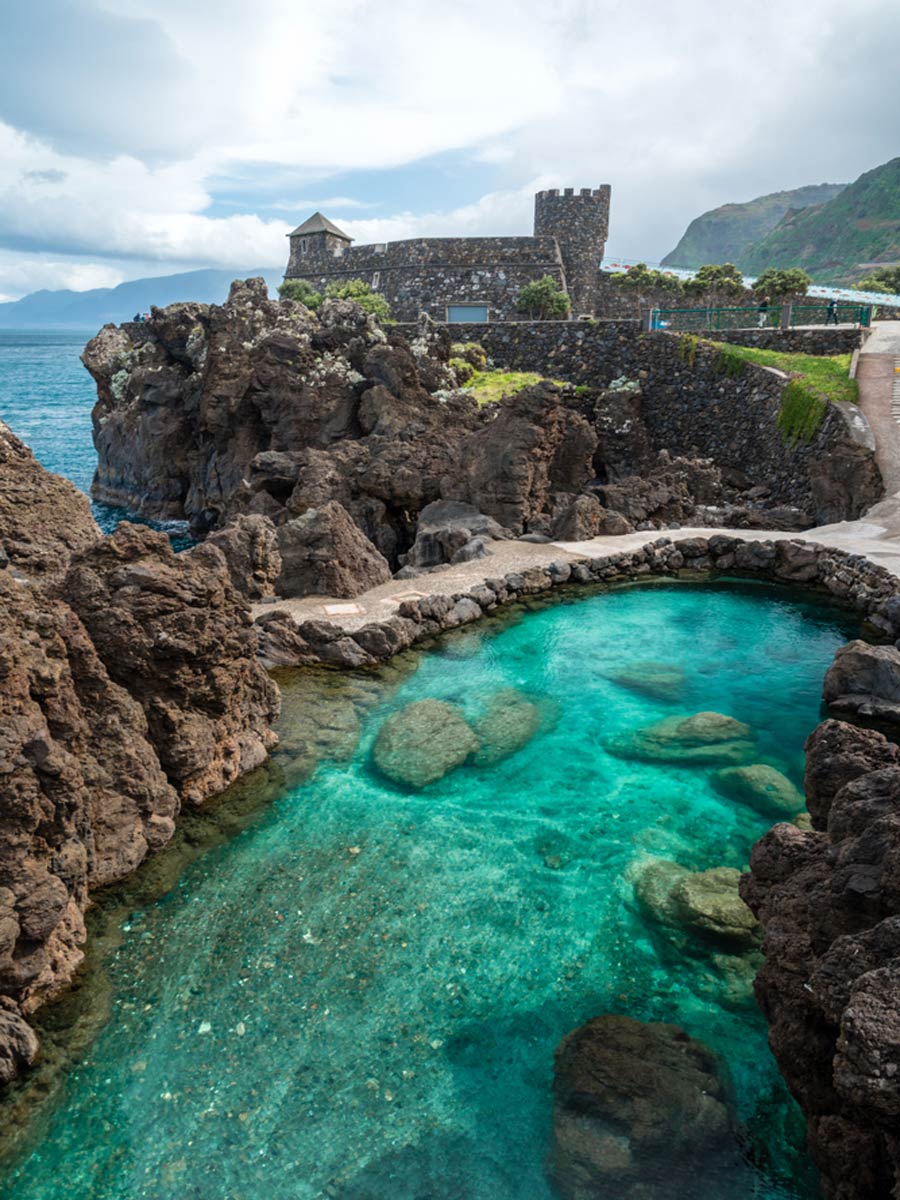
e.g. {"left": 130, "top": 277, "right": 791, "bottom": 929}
{"left": 373, "top": 699, "right": 479, "bottom": 788}
{"left": 712, "top": 764, "right": 805, "bottom": 817}
{"left": 609, "top": 711, "right": 755, "bottom": 765}
{"left": 206, "top": 514, "right": 281, "bottom": 599}
{"left": 608, "top": 661, "right": 686, "bottom": 702}
{"left": 402, "top": 500, "right": 508, "bottom": 569}
{"left": 472, "top": 689, "right": 542, "bottom": 765}
{"left": 823, "top": 640, "right": 900, "bottom": 724}
{"left": 549, "top": 1014, "right": 748, "bottom": 1199}
{"left": 275, "top": 501, "right": 392, "bottom": 598}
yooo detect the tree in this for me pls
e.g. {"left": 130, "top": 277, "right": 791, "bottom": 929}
{"left": 278, "top": 278, "right": 322, "bottom": 309}
{"left": 853, "top": 266, "right": 900, "bottom": 295}
{"left": 323, "top": 278, "right": 392, "bottom": 321}
{"left": 611, "top": 263, "right": 683, "bottom": 294}
{"left": 683, "top": 262, "right": 746, "bottom": 303}
{"left": 516, "top": 275, "right": 571, "bottom": 319}
{"left": 750, "top": 267, "right": 811, "bottom": 300}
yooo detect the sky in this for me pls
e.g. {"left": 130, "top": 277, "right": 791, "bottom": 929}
{"left": 0, "top": 0, "right": 897, "bottom": 301}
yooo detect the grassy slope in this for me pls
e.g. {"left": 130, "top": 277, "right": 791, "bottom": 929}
{"left": 662, "top": 183, "right": 845, "bottom": 269}
{"left": 705, "top": 341, "right": 856, "bottom": 445}
{"left": 465, "top": 370, "right": 562, "bottom": 406}
{"left": 740, "top": 158, "right": 900, "bottom": 283}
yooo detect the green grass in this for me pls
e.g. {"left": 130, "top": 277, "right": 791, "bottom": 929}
{"left": 465, "top": 369, "right": 563, "bottom": 406}
{"left": 704, "top": 341, "right": 857, "bottom": 445}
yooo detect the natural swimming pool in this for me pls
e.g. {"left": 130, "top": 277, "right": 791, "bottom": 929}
{"left": 0, "top": 582, "right": 853, "bottom": 1199}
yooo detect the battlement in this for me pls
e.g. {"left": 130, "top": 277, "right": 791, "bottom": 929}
{"left": 535, "top": 186, "right": 610, "bottom": 200}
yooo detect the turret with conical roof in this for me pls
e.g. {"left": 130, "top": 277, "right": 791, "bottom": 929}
{"left": 286, "top": 212, "right": 353, "bottom": 274}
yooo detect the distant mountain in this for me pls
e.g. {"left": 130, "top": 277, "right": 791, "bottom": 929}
{"left": 0, "top": 267, "right": 283, "bottom": 329}
{"left": 662, "top": 183, "right": 846, "bottom": 269}
{"left": 740, "top": 157, "right": 900, "bottom": 283}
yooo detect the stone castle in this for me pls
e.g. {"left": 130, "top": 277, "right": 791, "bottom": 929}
{"left": 283, "top": 186, "right": 611, "bottom": 322}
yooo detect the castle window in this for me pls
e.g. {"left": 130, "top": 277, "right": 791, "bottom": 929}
{"left": 447, "top": 304, "right": 488, "bottom": 324}
{"left": 372, "top": 272, "right": 381, "bottom": 289}
{"left": 299, "top": 239, "right": 308, "bottom": 255}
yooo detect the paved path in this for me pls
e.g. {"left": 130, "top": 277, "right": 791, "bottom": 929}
{"left": 856, "top": 322, "right": 900, "bottom": 492}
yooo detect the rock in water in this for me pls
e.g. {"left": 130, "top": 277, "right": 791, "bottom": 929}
{"left": 711, "top": 763, "right": 805, "bottom": 817}
{"left": 549, "top": 1014, "right": 749, "bottom": 1200}
{"left": 669, "top": 867, "right": 759, "bottom": 948}
{"left": 373, "top": 699, "right": 479, "bottom": 788}
{"left": 275, "top": 501, "right": 392, "bottom": 598}
{"left": 608, "top": 661, "right": 686, "bottom": 702}
{"left": 609, "top": 711, "right": 755, "bottom": 765}
{"left": 473, "top": 689, "right": 542, "bottom": 765}
{"left": 635, "top": 859, "right": 758, "bottom": 949}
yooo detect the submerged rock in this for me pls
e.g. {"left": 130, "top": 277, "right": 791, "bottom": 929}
{"left": 549, "top": 1014, "right": 748, "bottom": 1200}
{"left": 670, "top": 867, "right": 759, "bottom": 948}
{"left": 711, "top": 763, "right": 805, "bottom": 817}
{"left": 0, "top": 998, "right": 40, "bottom": 1086}
{"left": 635, "top": 859, "right": 758, "bottom": 948}
{"left": 473, "top": 689, "right": 542, "bottom": 765}
{"left": 373, "top": 699, "right": 479, "bottom": 788}
{"left": 609, "top": 711, "right": 755, "bottom": 765}
{"left": 608, "top": 661, "right": 686, "bottom": 703}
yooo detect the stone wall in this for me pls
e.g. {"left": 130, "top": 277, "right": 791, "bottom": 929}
{"left": 287, "top": 234, "right": 567, "bottom": 322}
{"left": 710, "top": 326, "right": 863, "bottom": 354}
{"left": 534, "top": 187, "right": 611, "bottom": 316}
{"left": 443, "top": 321, "right": 880, "bottom": 523}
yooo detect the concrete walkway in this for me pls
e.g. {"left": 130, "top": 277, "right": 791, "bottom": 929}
{"left": 856, "top": 322, "right": 900, "bottom": 492}
{"left": 253, "top": 519, "right": 900, "bottom": 635}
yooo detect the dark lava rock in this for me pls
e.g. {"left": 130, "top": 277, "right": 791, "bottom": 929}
{"left": 549, "top": 1014, "right": 749, "bottom": 1199}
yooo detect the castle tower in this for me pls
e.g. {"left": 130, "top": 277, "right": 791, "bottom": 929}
{"left": 533, "top": 186, "right": 611, "bottom": 316}
{"left": 285, "top": 212, "right": 353, "bottom": 277}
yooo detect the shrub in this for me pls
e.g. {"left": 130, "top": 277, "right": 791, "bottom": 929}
{"left": 853, "top": 266, "right": 900, "bottom": 295}
{"left": 612, "top": 263, "right": 683, "bottom": 293}
{"left": 278, "top": 278, "right": 322, "bottom": 309}
{"left": 516, "top": 275, "right": 571, "bottom": 320}
{"left": 683, "top": 263, "right": 746, "bottom": 302}
{"left": 776, "top": 381, "right": 828, "bottom": 445}
{"left": 450, "top": 341, "right": 487, "bottom": 370}
{"left": 449, "top": 357, "right": 475, "bottom": 385}
{"left": 751, "top": 267, "right": 811, "bottom": 300}
{"left": 323, "top": 278, "right": 392, "bottom": 322}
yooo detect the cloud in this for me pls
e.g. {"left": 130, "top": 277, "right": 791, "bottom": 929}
{"left": 0, "top": 0, "right": 897, "bottom": 297}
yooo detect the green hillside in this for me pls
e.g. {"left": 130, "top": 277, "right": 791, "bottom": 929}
{"left": 740, "top": 157, "right": 900, "bottom": 283}
{"left": 662, "top": 183, "right": 845, "bottom": 269}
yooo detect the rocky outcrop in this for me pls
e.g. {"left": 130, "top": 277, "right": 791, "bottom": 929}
{"left": 741, "top": 719, "right": 900, "bottom": 1199}
{"left": 65, "top": 524, "right": 278, "bottom": 804}
{"left": 206, "top": 513, "right": 281, "bottom": 600}
{"left": 275, "top": 501, "right": 392, "bottom": 598}
{"left": 0, "top": 421, "right": 99, "bottom": 581}
{"left": 401, "top": 500, "right": 509, "bottom": 570}
{"left": 84, "top": 289, "right": 797, "bottom": 597}
{"left": 823, "top": 640, "right": 900, "bottom": 724}
{"left": 550, "top": 1014, "right": 748, "bottom": 1199}
{"left": 0, "top": 434, "right": 279, "bottom": 1086}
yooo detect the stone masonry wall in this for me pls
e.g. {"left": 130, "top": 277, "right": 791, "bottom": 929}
{"left": 442, "top": 321, "right": 880, "bottom": 522}
{"left": 287, "top": 235, "right": 567, "bottom": 322}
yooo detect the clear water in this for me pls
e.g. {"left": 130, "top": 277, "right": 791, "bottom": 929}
{"left": 0, "top": 583, "right": 850, "bottom": 1200}
{"left": 0, "top": 330, "right": 191, "bottom": 544}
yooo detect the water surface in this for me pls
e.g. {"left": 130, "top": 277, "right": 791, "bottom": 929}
{"left": 0, "top": 583, "right": 849, "bottom": 1199}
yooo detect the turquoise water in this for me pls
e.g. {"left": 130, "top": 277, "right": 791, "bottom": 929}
{"left": 0, "top": 330, "right": 190, "bottom": 543}
{"left": 0, "top": 583, "right": 850, "bottom": 1200}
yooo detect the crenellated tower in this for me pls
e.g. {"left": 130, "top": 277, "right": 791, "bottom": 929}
{"left": 533, "top": 186, "right": 611, "bottom": 316}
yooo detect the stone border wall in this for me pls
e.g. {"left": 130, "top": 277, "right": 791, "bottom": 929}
{"left": 437, "top": 322, "right": 879, "bottom": 522}
{"left": 255, "top": 535, "right": 900, "bottom": 670}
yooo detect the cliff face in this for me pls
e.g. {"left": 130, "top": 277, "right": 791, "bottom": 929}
{"left": 0, "top": 423, "right": 278, "bottom": 1085}
{"left": 662, "top": 182, "right": 845, "bottom": 270}
{"left": 740, "top": 158, "right": 900, "bottom": 283}
{"left": 742, "top": 719, "right": 900, "bottom": 1199}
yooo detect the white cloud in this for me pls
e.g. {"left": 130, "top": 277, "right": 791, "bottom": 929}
{"left": 0, "top": 0, "right": 897, "bottom": 297}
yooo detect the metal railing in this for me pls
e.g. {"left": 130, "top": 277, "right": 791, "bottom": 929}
{"left": 645, "top": 302, "right": 872, "bottom": 332}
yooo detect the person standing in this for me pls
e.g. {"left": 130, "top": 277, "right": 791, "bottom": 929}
{"left": 825, "top": 298, "right": 838, "bottom": 325}
{"left": 757, "top": 297, "right": 770, "bottom": 328}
